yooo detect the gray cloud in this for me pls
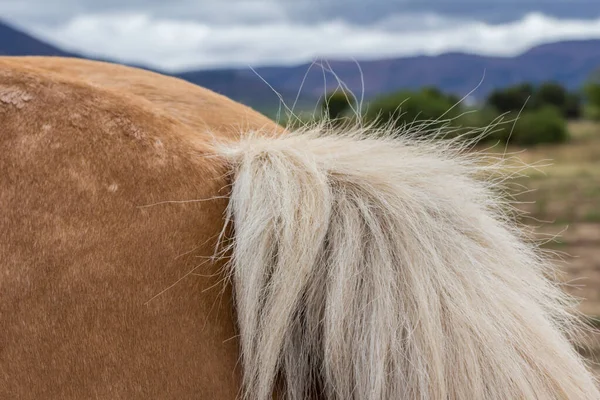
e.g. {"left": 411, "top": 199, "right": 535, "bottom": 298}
{"left": 2, "top": 1, "right": 288, "bottom": 26}
{"left": 3, "top": 0, "right": 600, "bottom": 71}
{"left": 3, "top": 0, "right": 600, "bottom": 27}
{"left": 306, "top": 0, "right": 600, "bottom": 24}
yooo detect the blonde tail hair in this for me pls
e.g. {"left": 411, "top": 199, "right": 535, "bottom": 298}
{"left": 216, "top": 124, "right": 599, "bottom": 400}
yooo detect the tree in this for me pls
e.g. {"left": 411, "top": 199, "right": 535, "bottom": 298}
{"left": 486, "top": 83, "right": 535, "bottom": 114}
{"left": 487, "top": 81, "right": 582, "bottom": 119}
{"left": 365, "top": 88, "right": 459, "bottom": 135}
{"left": 320, "top": 90, "right": 356, "bottom": 122}
{"left": 511, "top": 106, "right": 569, "bottom": 146}
{"left": 584, "top": 68, "right": 600, "bottom": 120}
{"left": 422, "top": 86, "right": 460, "bottom": 105}
{"left": 585, "top": 82, "right": 600, "bottom": 107}
{"left": 534, "top": 81, "right": 567, "bottom": 110}
{"left": 564, "top": 92, "right": 582, "bottom": 119}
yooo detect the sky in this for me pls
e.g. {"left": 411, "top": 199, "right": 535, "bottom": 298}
{"left": 3, "top": 0, "right": 600, "bottom": 72}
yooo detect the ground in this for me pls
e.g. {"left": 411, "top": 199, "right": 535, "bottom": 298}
{"left": 498, "top": 120, "right": 600, "bottom": 374}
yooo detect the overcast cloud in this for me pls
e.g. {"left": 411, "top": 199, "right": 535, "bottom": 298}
{"left": 2, "top": 0, "right": 600, "bottom": 71}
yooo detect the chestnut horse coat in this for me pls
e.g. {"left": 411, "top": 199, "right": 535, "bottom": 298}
{"left": 0, "top": 57, "right": 278, "bottom": 399}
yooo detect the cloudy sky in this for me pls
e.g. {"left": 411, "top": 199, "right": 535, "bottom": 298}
{"left": 3, "top": 0, "right": 600, "bottom": 72}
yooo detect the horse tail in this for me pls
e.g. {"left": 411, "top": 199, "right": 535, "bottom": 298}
{"left": 216, "top": 123, "right": 599, "bottom": 400}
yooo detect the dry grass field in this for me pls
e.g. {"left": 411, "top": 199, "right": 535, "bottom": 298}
{"left": 498, "top": 120, "right": 600, "bottom": 374}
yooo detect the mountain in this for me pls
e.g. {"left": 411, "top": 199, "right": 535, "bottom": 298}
{"left": 2, "top": 19, "right": 600, "bottom": 113}
{"left": 172, "top": 40, "right": 600, "bottom": 114}
{"left": 243, "top": 39, "right": 600, "bottom": 103}
{"left": 0, "top": 20, "right": 77, "bottom": 57}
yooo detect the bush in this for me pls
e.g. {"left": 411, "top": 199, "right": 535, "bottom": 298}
{"left": 534, "top": 81, "right": 567, "bottom": 110}
{"left": 362, "top": 85, "right": 570, "bottom": 146}
{"left": 584, "top": 104, "right": 600, "bottom": 121}
{"left": 451, "top": 106, "right": 505, "bottom": 142}
{"left": 497, "top": 107, "right": 569, "bottom": 146}
{"left": 365, "top": 89, "right": 459, "bottom": 135}
{"left": 535, "top": 82, "right": 583, "bottom": 119}
{"left": 486, "top": 81, "right": 582, "bottom": 119}
{"left": 422, "top": 86, "right": 460, "bottom": 105}
{"left": 320, "top": 90, "right": 356, "bottom": 122}
{"left": 486, "top": 83, "right": 535, "bottom": 114}
{"left": 564, "top": 92, "right": 583, "bottom": 119}
{"left": 584, "top": 70, "right": 600, "bottom": 121}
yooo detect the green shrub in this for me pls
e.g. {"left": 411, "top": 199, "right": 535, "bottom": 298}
{"left": 359, "top": 85, "right": 570, "bottom": 146}
{"left": 422, "top": 86, "right": 460, "bottom": 105}
{"left": 320, "top": 90, "right": 356, "bottom": 122}
{"left": 486, "top": 83, "right": 535, "bottom": 114}
{"left": 534, "top": 81, "right": 567, "bottom": 110}
{"left": 486, "top": 81, "right": 583, "bottom": 119}
{"left": 584, "top": 104, "right": 600, "bottom": 121}
{"left": 584, "top": 70, "right": 600, "bottom": 121}
{"left": 564, "top": 92, "right": 583, "bottom": 119}
{"left": 365, "top": 89, "right": 459, "bottom": 135}
{"left": 498, "top": 107, "right": 569, "bottom": 146}
{"left": 535, "top": 83, "right": 583, "bottom": 120}
{"left": 451, "top": 107, "right": 505, "bottom": 142}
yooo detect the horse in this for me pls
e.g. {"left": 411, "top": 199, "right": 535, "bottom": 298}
{"left": 1, "top": 56, "right": 598, "bottom": 400}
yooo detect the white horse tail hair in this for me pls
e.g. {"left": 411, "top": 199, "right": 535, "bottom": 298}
{"left": 216, "top": 121, "right": 600, "bottom": 400}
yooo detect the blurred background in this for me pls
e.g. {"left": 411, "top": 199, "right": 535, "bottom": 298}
{"left": 2, "top": 0, "right": 600, "bottom": 371}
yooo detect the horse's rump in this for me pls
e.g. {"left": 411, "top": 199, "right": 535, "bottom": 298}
{"left": 0, "top": 58, "right": 275, "bottom": 399}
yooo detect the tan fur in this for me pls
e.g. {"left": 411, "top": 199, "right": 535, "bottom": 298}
{"left": 10, "top": 56, "right": 281, "bottom": 141}
{"left": 0, "top": 57, "right": 279, "bottom": 400}
{"left": 1, "top": 57, "right": 598, "bottom": 399}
